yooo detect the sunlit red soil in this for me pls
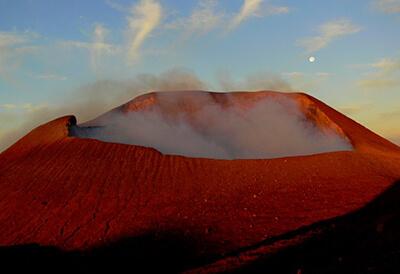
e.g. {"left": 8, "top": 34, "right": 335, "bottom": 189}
{"left": 0, "top": 91, "right": 399, "bottom": 272}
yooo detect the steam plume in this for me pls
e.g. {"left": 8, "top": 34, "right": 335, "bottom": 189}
{"left": 72, "top": 92, "right": 352, "bottom": 159}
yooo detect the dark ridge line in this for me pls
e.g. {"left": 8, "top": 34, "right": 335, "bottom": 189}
{"left": 193, "top": 178, "right": 400, "bottom": 273}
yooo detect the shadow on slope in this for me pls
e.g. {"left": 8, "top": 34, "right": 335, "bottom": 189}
{"left": 1, "top": 180, "right": 400, "bottom": 273}
{"left": 229, "top": 179, "right": 400, "bottom": 274}
{"left": 0, "top": 231, "right": 210, "bottom": 273}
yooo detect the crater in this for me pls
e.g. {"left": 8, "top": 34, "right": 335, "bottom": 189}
{"left": 70, "top": 91, "right": 353, "bottom": 159}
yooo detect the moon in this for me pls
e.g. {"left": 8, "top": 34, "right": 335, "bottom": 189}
{"left": 308, "top": 56, "right": 316, "bottom": 63}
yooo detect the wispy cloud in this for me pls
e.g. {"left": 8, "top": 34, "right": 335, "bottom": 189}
{"left": 358, "top": 57, "right": 400, "bottom": 90}
{"left": 338, "top": 106, "right": 363, "bottom": 116}
{"left": 0, "top": 32, "right": 27, "bottom": 47}
{"left": 60, "top": 23, "right": 118, "bottom": 70}
{"left": 1, "top": 104, "right": 17, "bottom": 110}
{"left": 229, "top": 0, "right": 289, "bottom": 30}
{"left": 372, "top": 0, "right": 400, "bottom": 13}
{"left": 166, "top": 0, "right": 223, "bottom": 35}
{"left": 283, "top": 71, "right": 332, "bottom": 78}
{"left": 166, "top": 0, "right": 288, "bottom": 35}
{"left": 370, "top": 58, "right": 400, "bottom": 72}
{"left": 0, "top": 102, "right": 50, "bottom": 152}
{"left": 380, "top": 108, "right": 400, "bottom": 119}
{"left": 298, "top": 19, "right": 361, "bottom": 53}
{"left": 0, "top": 68, "right": 207, "bottom": 152}
{"left": 0, "top": 102, "right": 47, "bottom": 112}
{"left": 34, "top": 73, "right": 67, "bottom": 81}
{"left": 126, "top": 0, "right": 162, "bottom": 63}
{"left": 282, "top": 71, "right": 332, "bottom": 91}
{"left": 338, "top": 103, "right": 372, "bottom": 116}
{"left": 59, "top": 1, "right": 163, "bottom": 68}
{"left": 230, "top": 0, "right": 263, "bottom": 29}
{"left": 282, "top": 72, "right": 305, "bottom": 78}
{"left": 217, "top": 70, "right": 293, "bottom": 91}
{"left": 358, "top": 78, "right": 400, "bottom": 89}
{"left": 60, "top": 40, "right": 91, "bottom": 49}
{"left": 260, "top": 4, "right": 289, "bottom": 16}
{"left": 315, "top": 72, "right": 332, "bottom": 77}
{"left": 105, "top": 0, "right": 126, "bottom": 12}
{"left": 378, "top": 108, "right": 400, "bottom": 145}
{"left": 91, "top": 23, "right": 117, "bottom": 68}
{"left": 0, "top": 31, "right": 39, "bottom": 80}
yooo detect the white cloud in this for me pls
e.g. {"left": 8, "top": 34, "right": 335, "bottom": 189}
{"left": 230, "top": 0, "right": 263, "bottom": 29}
{"left": 229, "top": 0, "right": 289, "bottom": 30}
{"left": 58, "top": 1, "right": 163, "bottom": 69}
{"left": 126, "top": 0, "right": 162, "bottom": 63}
{"left": 373, "top": 0, "right": 400, "bottom": 13}
{"left": 299, "top": 19, "right": 361, "bottom": 53}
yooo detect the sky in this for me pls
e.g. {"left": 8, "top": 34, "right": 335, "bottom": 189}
{"left": 0, "top": 0, "right": 399, "bottom": 151}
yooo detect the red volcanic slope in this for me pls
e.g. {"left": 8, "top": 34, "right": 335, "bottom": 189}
{"left": 0, "top": 91, "right": 400, "bottom": 269}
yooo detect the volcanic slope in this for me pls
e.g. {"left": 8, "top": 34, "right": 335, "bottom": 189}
{"left": 0, "top": 91, "right": 399, "bottom": 273}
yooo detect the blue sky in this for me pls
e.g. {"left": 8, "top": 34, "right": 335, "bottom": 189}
{"left": 0, "top": 0, "right": 400, "bottom": 150}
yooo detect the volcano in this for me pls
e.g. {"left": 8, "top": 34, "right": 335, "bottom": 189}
{"left": 71, "top": 91, "right": 353, "bottom": 159}
{"left": 0, "top": 91, "right": 400, "bottom": 273}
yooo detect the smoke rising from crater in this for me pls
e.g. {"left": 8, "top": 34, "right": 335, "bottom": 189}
{"left": 0, "top": 69, "right": 294, "bottom": 152}
{"left": 0, "top": 69, "right": 207, "bottom": 152}
{"left": 72, "top": 92, "right": 352, "bottom": 159}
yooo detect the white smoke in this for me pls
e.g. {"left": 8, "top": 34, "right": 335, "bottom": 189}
{"left": 0, "top": 68, "right": 207, "bottom": 152}
{"left": 72, "top": 92, "right": 352, "bottom": 159}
